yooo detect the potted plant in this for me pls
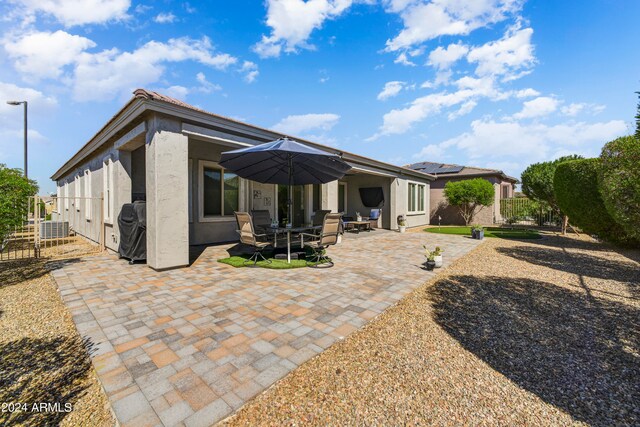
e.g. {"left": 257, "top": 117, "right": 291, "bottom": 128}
{"left": 471, "top": 225, "right": 485, "bottom": 240}
{"left": 398, "top": 215, "right": 407, "bottom": 233}
{"left": 423, "top": 246, "right": 436, "bottom": 270}
{"left": 356, "top": 211, "right": 362, "bottom": 221}
{"left": 433, "top": 246, "right": 444, "bottom": 268}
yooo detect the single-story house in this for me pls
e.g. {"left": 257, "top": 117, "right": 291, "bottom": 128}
{"left": 51, "top": 89, "right": 435, "bottom": 270}
{"left": 404, "top": 161, "right": 517, "bottom": 225}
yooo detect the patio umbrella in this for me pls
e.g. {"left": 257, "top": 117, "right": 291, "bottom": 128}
{"left": 219, "top": 137, "right": 351, "bottom": 224}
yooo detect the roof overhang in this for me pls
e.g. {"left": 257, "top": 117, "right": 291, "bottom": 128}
{"left": 51, "top": 91, "right": 436, "bottom": 183}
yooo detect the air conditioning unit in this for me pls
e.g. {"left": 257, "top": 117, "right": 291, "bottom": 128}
{"left": 40, "top": 221, "right": 69, "bottom": 239}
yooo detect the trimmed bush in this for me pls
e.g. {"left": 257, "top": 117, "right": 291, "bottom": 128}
{"left": 0, "top": 164, "right": 39, "bottom": 244}
{"left": 443, "top": 178, "right": 494, "bottom": 225}
{"left": 598, "top": 135, "right": 640, "bottom": 240}
{"left": 554, "top": 158, "right": 633, "bottom": 244}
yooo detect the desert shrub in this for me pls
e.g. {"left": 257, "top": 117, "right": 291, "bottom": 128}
{"left": 598, "top": 135, "right": 640, "bottom": 240}
{"left": 443, "top": 178, "right": 494, "bottom": 225}
{"left": 554, "top": 158, "right": 633, "bottom": 244}
{"left": 0, "top": 164, "right": 38, "bottom": 244}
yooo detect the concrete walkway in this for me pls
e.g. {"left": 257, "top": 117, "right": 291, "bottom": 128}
{"left": 52, "top": 230, "right": 480, "bottom": 427}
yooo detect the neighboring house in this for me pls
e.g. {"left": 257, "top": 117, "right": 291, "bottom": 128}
{"left": 51, "top": 89, "right": 435, "bottom": 270}
{"left": 405, "top": 161, "right": 517, "bottom": 225}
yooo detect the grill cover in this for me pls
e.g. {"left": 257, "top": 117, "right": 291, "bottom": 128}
{"left": 118, "top": 201, "right": 146, "bottom": 262}
{"left": 359, "top": 187, "right": 384, "bottom": 208}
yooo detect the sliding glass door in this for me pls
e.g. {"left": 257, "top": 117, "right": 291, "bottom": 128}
{"left": 277, "top": 185, "right": 305, "bottom": 226}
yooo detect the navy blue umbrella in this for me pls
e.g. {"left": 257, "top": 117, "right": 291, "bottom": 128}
{"left": 219, "top": 137, "right": 351, "bottom": 224}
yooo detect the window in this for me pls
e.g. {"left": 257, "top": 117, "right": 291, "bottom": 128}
{"left": 188, "top": 159, "right": 193, "bottom": 222}
{"left": 199, "top": 161, "right": 239, "bottom": 220}
{"left": 501, "top": 185, "right": 510, "bottom": 199}
{"left": 74, "top": 174, "right": 81, "bottom": 211}
{"left": 103, "top": 157, "right": 114, "bottom": 222}
{"left": 64, "top": 182, "right": 69, "bottom": 210}
{"left": 84, "top": 169, "right": 92, "bottom": 219}
{"left": 408, "top": 182, "right": 426, "bottom": 214}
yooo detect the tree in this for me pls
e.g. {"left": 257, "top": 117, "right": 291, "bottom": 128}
{"left": 0, "top": 164, "right": 38, "bottom": 246}
{"left": 521, "top": 155, "right": 582, "bottom": 234}
{"left": 554, "top": 158, "right": 634, "bottom": 245}
{"left": 635, "top": 91, "right": 640, "bottom": 139}
{"left": 598, "top": 135, "right": 640, "bottom": 240}
{"left": 443, "top": 178, "right": 495, "bottom": 225}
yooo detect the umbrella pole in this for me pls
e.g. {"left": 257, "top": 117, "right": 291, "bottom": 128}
{"left": 287, "top": 155, "right": 293, "bottom": 263}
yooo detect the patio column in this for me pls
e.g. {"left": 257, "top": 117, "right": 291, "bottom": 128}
{"left": 390, "top": 177, "right": 399, "bottom": 229}
{"left": 145, "top": 115, "right": 189, "bottom": 270}
{"left": 322, "top": 181, "right": 339, "bottom": 212}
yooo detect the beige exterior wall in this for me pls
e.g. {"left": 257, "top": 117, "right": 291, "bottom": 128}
{"left": 429, "top": 175, "right": 515, "bottom": 225}
{"left": 54, "top": 105, "right": 434, "bottom": 269}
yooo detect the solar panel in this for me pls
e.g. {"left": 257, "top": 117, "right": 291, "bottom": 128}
{"left": 409, "top": 163, "right": 464, "bottom": 174}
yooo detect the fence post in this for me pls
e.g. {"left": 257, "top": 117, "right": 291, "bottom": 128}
{"left": 34, "top": 194, "right": 40, "bottom": 258}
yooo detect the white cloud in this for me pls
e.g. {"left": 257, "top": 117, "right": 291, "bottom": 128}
{"left": 370, "top": 75, "right": 504, "bottom": 139}
{"left": 72, "top": 37, "right": 237, "bottom": 101}
{"left": 195, "top": 72, "right": 222, "bottom": 93}
{"left": 467, "top": 26, "right": 535, "bottom": 79}
{"left": 515, "top": 88, "right": 540, "bottom": 98}
{"left": 272, "top": 113, "right": 340, "bottom": 134}
{"left": 413, "top": 143, "right": 447, "bottom": 161}
{"left": 3, "top": 30, "right": 96, "bottom": 81}
{"left": 448, "top": 100, "right": 477, "bottom": 120}
{"left": 377, "top": 81, "right": 405, "bottom": 101}
{"left": 0, "top": 82, "right": 57, "bottom": 160}
{"left": 154, "top": 12, "right": 177, "bottom": 23}
{"left": 394, "top": 52, "right": 416, "bottom": 66}
{"left": 561, "top": 102, "right": 605, "bottom": 117}
{"left": 253, "top": 0, "right": 354, "bottom": 58}
{"left": 512, "top": 96, "right": 558, "bottom": 119}
{"left": 0, "top": 82, "right": 58, "bottom": 119}
{"left": 240, "top": 61, "right": 259, "bottom": 83}
{"left": 438, "top": 118, "right": 627, "bottom": 161}
{"left": 162, "top": 85, "right": 189, "bottom": 100}
{"left": 427, "top": 42, "right": 468, "bottom": 69}
{"left": 16, "top": 0, "right": 131, "bottom": 26}
{"left": 385, "top": 0, "right": 523, "bottom": 51}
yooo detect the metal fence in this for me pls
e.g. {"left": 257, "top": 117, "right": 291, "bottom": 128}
{"left": 1, "top": 195, "right": 104, "bottom": 261}
{"left": 496, "top": 197, "right": 561, "bottom": 228}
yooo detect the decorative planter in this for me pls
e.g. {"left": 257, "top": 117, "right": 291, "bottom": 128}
{"left": 434, "top": 255, "right": 443, "bottom": 268}
{"left": 425, "top": 260, "right": 436, "bottom": 271}
{"left": 399, "top": 225, "right": 406, "bottom": 233}
{"left": 472, "top": 229, "right": 485, "bottom": 240}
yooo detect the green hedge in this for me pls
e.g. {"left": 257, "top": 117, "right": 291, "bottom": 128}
{"left": 554, "top": 158, "right": 632, "bottom": 244}
{"left": 598, "top": 135, "right": 640, "bottom": 240}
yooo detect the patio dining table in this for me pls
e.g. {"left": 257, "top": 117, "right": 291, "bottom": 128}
{"left": 269, "top": 225, "right": 321, "bottom": 263}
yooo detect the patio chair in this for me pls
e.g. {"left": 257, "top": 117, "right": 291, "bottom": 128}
{"left": 312, "top": 210, "right": 331, "bottom": 226}
{"left": 364, "top": 208, "right": 382, "bottom": 229}
{"left": 251, "top": 210, "right": 272, "bottom": 233}
{"left": 235, "top": 212, "right": 272, "bottom": 266}
{"left": 301, "top": 212, "right": 342, "bottom": 268}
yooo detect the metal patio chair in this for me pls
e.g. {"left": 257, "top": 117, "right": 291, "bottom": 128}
{"left": 235, "top": 212, "right": 272, "bottom": 266}
{"left": 300, "top": 212, "right": 342, "bottom": 268}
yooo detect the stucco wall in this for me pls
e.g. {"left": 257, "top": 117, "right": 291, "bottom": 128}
{"left": 429, "top": 175, "right": 514, "bottom": 225}
{"left": 55, "top": 142, "right": 132, "bottom": 253}
{"left": 340, "top": 174, "right": 392, "bottom": 229}
{"left": 398, "top": 177, "right": 430, "bottom": 229}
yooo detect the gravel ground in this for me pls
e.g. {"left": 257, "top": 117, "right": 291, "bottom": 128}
{"left": 0, "top": 257, "right": 114, "bottom": 427}
{"left": 223, "top": 233, "right": 640, "bottom": 426}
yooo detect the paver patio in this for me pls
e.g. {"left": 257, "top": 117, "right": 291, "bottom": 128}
{"left": 52, "top": 230, "right": 480, "bottom": 427}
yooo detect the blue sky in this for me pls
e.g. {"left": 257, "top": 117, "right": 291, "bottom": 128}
{"left": 1, "top": 0, "right": 638, "bottom": 193}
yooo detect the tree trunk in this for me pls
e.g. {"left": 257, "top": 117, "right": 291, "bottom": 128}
{"left": 561, "top": 215, "right": 568, "bottom": 235}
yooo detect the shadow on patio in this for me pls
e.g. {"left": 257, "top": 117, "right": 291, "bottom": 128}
{"left": 428, "top": 274, "right": 640, "bottom": 425}
{"left": 0, "top": 336, "right": 96, "bottom": 427}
